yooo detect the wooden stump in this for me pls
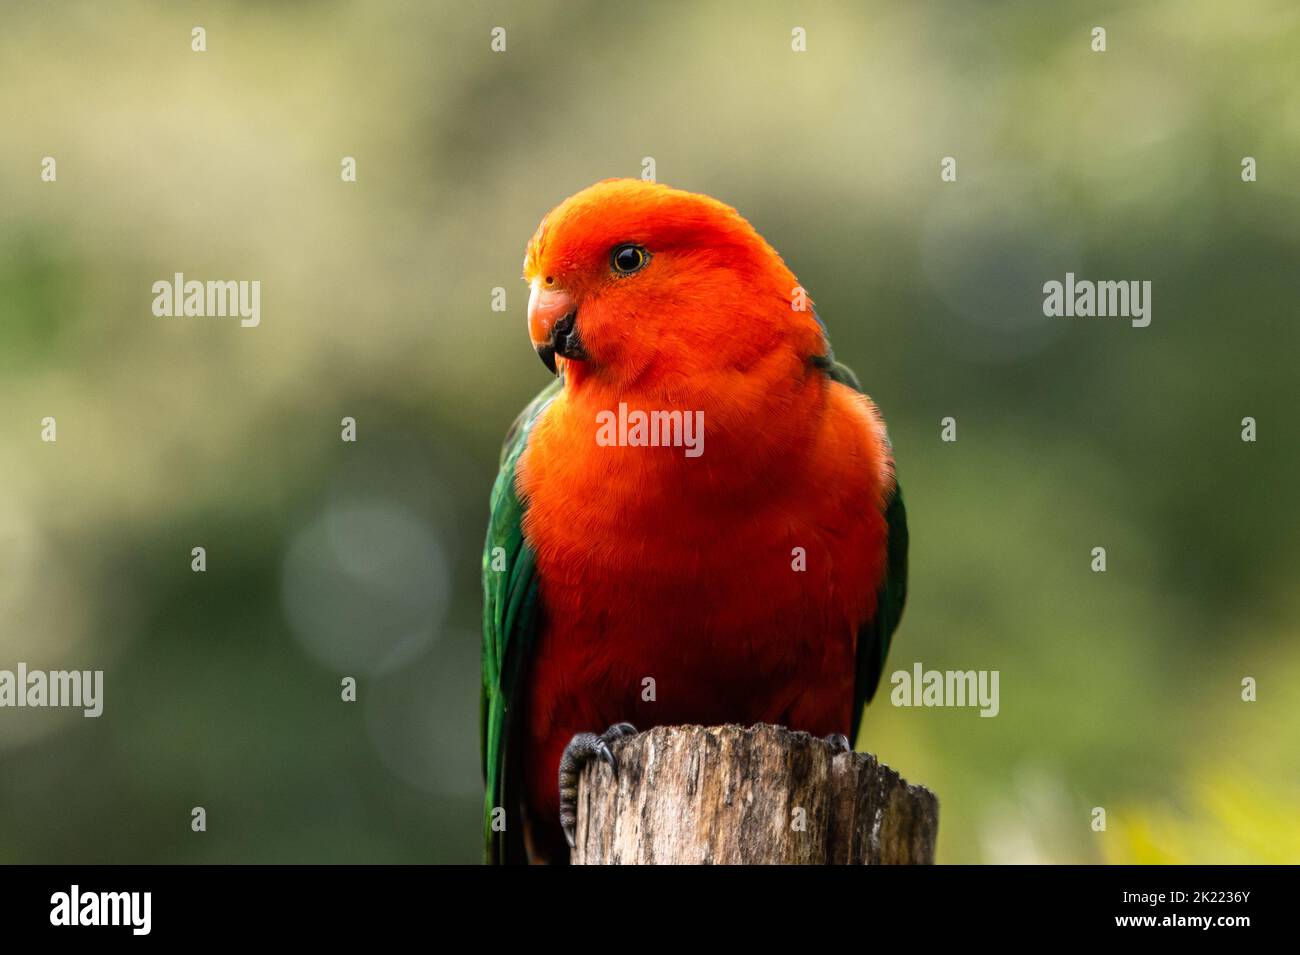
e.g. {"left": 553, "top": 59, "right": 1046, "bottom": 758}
{"left": 572, "top": 723, "right": 938, "bottom": 864}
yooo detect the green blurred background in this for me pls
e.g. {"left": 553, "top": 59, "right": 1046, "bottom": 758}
{"left": 2, "top": 0, "right": 1297, "bottom": 864}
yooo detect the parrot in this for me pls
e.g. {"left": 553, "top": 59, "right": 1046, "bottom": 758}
{"left": 481, "top": 179, "right": 907, "bottom": 864}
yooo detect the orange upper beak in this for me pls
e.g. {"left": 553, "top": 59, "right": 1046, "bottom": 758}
{"left": 527, "top": 282, "right": 582, "bottom": 375}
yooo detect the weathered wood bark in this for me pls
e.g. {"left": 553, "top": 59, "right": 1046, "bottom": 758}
{"left": 573, "top": 723, "right": 938, "bottom": 864}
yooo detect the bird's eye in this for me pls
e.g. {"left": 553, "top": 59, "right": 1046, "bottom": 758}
{"left": 611, "top": 244, "right": 649, "bottom": 275}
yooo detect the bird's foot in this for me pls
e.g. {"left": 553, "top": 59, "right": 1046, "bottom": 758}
{"left": 822, "top": 733, "right": 852, "bottom": 753}
{"left": 559, "top": 721, "right": 638, "bottom": 848}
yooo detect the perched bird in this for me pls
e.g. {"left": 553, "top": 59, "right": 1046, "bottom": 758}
{"left": 481, "top": 179, "right": 907, "bottom": 864}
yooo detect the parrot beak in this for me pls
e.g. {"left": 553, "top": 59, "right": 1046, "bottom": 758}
{"left": 528, "top": 282, "right": 585, "bottom": 375}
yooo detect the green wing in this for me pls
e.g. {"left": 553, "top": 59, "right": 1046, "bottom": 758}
{"left": 481, "top": 377, "right": 562, "bottom": 865}
{"left": 823, "top": 359, "right": 909, "bottom": 739}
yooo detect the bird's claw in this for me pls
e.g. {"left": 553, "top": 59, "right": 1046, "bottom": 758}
{"left": 823, "top": 732, "right": 851, "bottom": 753}
{"left": 559, "top": 722, "right": 638, "bottom": 849}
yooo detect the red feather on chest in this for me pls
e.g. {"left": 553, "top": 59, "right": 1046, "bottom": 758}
{"left": 515, "top": 366, "right": 892, "bottom": 835}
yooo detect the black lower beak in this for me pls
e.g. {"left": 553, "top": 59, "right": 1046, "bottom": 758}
{"left": 534, "top": 342, "right": 557, "bottom": 375}
{"left": 534, "top": 310, "right": 585, "bottom": 376}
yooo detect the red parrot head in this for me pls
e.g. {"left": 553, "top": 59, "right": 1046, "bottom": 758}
{"left": 523, "top": 179, "right": 826, "bottom": 390}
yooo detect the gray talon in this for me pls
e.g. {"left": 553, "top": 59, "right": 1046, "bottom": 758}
{"left": 596, "top": 740, "right": 616, "bottom": 767}
{"left": 823, "top": 733, "right": 851, "bottom": 753}
{"left": 558, "top": 722, "right": 639, "bottom": 850}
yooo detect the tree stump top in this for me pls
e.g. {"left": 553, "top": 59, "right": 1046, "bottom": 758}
{"left": 573, "top": 723, "right": 939, "bottom": 864}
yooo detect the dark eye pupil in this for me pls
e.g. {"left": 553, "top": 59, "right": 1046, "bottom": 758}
{"left": 613, "top": 245, "right": 644, "bottom": 272}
